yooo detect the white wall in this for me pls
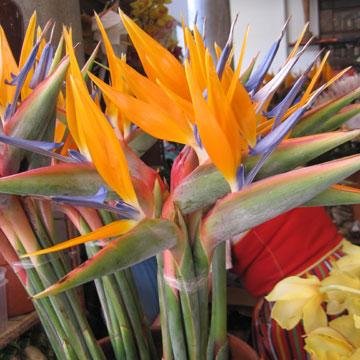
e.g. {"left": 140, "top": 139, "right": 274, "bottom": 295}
{"left": 167, "top": 0, "right": 188, "bottom": 22}
{"left": 167, "top": 0, "right": 320, "bottom": 72}
{"left": 230, "top": 0, "right": 288, "bottom": 72}
{"left": 286, "top": 0, "right": 320, "bottom": 73}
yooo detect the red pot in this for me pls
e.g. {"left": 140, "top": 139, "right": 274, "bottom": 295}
{"left": 0, "top": 253, "right": 34, "bottom": 317}
{"left": 229, "top": 334, "right": 259, "bottom": 360}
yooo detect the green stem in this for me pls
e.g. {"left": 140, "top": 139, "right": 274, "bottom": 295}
{"left": 174, "top": 209, "right": 201, "bottom": 360}
{"left": 124, "top": 268, "right": 158, "bottom": 359}
{"left": 156, "top": 254, "right": 173, "bottom": 360}
{"left": 33, "top": 301, "right": 76, "bottom": 360}
{"left": 114, "top": 271, "right": 152, "bottom": 360}
{"left": 23, "top": 200, "right": 105, "bottom": 359}
{"left": 17, "top": 244, "right": 84, "bottom": 359}
{"left": 163, "top": 281, "right": 188, "bottom": 360}
{"left": 207, "top": 242, "right": 228, "bottom": 360}
{"left": 74, "top": 212, "right": 135, "bottom": 359}
{"left": 102, "top": 275, "right": 139, "bottom": 359}
{"left": 102, "top": 210, "right": 155, "bottom": 359}
{"left": 93, "top": 275, "right": 126, "bottom": 359}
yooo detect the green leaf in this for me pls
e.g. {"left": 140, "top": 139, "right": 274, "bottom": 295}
{"left": 0, "top": 163, "right": 108, "bottom": 197}
{"left": 33, "top": 218, "right": 180, "bottom": 298}
{"left": 1, "top": 57, "right": 69, "bottom": 175}
{"left": 202, "top": 154, "right": 360, "bottom": 252}
{"left": 292, "top": 87, "right": 360, "bottom": 137}
{"left": 126, "top": 128, "right": 157, "bottom": 157}
{"left": 309, "top": 105, "right": 360, "bottom": 134}
{"left": 246, "top": 129, "right": 360, "bottom": 179}
{"left": 174, "top": 130, "right": 360, "bottom": 214}
{"left": 305, "top": 185, "right": 360, "bottom": 207}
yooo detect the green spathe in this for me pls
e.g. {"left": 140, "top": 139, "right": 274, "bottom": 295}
{"left": 33, "top": 218, "right": 180, "bottom": 298}
{"left": 174, "top": 130, "right": 360, "bottom": 214}
{"left": 202, "top": 154, "right": 360, "bottom": 252}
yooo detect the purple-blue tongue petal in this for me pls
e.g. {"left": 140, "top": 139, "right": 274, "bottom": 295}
{"left": 0, "top": 133, "right": 71, "bottom": 163}
{"left": 265, "top": 51, "right": 322, "bottom": 128}
{"left": 30, "top": 42, "right": 54, "bottom": 88}
{"left": 4, "top": 40, "right": 41, "bottom": 120}
{"left": 245, "top": 19, "right": 289, "bottom": 93}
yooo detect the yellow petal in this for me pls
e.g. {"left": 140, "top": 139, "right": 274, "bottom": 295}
{"left": 185, "top": 59, "right": 237, "bottom": 186}
{"left": 303, "top": 295, "right": 327, "bottom": 333}
{"left": 330, "top": 315, "right": 360, "bottom": 348}
{"left": 65, "top": 77, "right": 89, "bottom": 156}
{"left": 271, "top": 298, "right": 308, "bottom": 330}
{"left": 90, "top": 73, "right": 193, "bottom": 145}
{"left": 345, "top": 296, "right": 360, "bottom": 318}
{"left": 94, "top": 14, "right": 128, "bottom": 135}
{"left": 335, "top": 254, "right": 360, "bottom": 276}
{"left": 322, "top": 272, "right": 360, "bottom": 316}
{"left": 326, "top": 298, "right": 347, "bottom": 316}
{"left": 354, "top": 314, "right": 360, "bottom": 330}
{"left": 118, "top": 60, "right": 190, "bottom": 131}
{"left": 70, "top": 76, "right": 138, "bottom": 207}
{"left": 350, "top": 348, "right": 360, "bottom": 360}
{"left": 22, "top": 219, "right": 137, "bottom": 257}
{"left": 184, "top": 26, "right": 206, "bottom": 90}
{"left": 287, "top": 22, "right": 309, "bottom": 61}
{"left": 304, "top": 327, "right": 354, "bottom": 360}
{"left": 64, "top": 28, "right": 90, "bottom": 155}
{"left": 342, "top": 240, "right": 360, "bottom": 256}
{"left": 94, "top": 14, "right": 120, "bottom": 88}
{"left": 19, "top": 12, "right": 37, "bottom": 99}
{"left": 120, "top": 11, "right": 189, "bottom": 100}
{"left": 322, "top": 272, "right": 360, "bottom": 291}
{"left": 230, "top": 77, "right": 257, "bottom": 147}
{"left": 0, "top": 27, "right": 18, "bottom": 107}
{"left": 227, "top": 25, "right": 249, "bottom": 102}
{"left": 63, "top": 28, "right": 83, "bottom": 80}
{"left": 266, "top": 275, "right": 320, "bottom": 301}
{"left": 299, "top": 51, "right": 330, "bottom": 106}
{"left": 156, "top": 79, "right": 195, "bottom": 123}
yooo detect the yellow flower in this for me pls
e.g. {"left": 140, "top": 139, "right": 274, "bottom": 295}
{"left": 64, "top": 28, "right": 139, "bottom": 209}
{"left": 0, "top": 26, "right": 18, "bottom": 113}
{"left": 330, "top": 315, "right": 360, "bottom": 348}
{"left": 304, "top": 327, "right": 354, "bottom": 360}
{"left": 92, "top": 14, "right": 257, "bottom": 190}
{"left": 265, "top": 275, "right": 327, "bottom": 333}
{"left": 321, "top": 272, "right": 360, "bottom": 316}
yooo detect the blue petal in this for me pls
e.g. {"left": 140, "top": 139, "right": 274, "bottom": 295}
{"left": 215, "top": 14, "right": 238, "bottom": 78}
{"left": 250, "top": 88, "right": 322, "bottom": 157}
{"left": 29, "top": 42, "right": 54, "bottom": 89}
{"left": 236, "top": 164, "right": 245, "bottom": 190}
{"left": 68, "top": 149, "right": 88, "bottom": 163}
{"left": 52, "top": 187, "right": 140, "bottom": 220}
{"left": 265, "top": 52, "right": 322, "bottom": 121}
{"left": 270, "top": 55, "right": 322, "bottom": 129}
{"left": 0, "top": 134, "right": 73, "bottom": 163}
{"left": 245, "top": 19, "right": 289, "bottom": 93}
{"left": 245, "top": 150, "right": 274, "bottom": 185}
{"left": 251, "top": 106, "right": 308, "bottom": 156}
{"left": 52, "top": 186, "right": 106, "bottom": 206}
{"left": 193, "top": 124, "right": 202, "bottom": 148}
{"left": 5, "top": 40, "right": 41, "bottom": 121}
{"left": 115, "top": 200, "right": 141, "bottom": 219}
{"left": 253, "top": 39, "right": 315, "bottom": 113}
{"left": 265, "top": 74, "right": 307, "bottom": 119}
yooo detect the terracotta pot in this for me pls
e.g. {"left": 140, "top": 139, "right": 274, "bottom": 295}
{"left": 229, "top": 334, "right": 259, "bottom": 360}
{"left": 99, "top": 333, "right": 259, "bottom": 359}
{"left": 0, "top": 253, "right": 34, "bottom": 317}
